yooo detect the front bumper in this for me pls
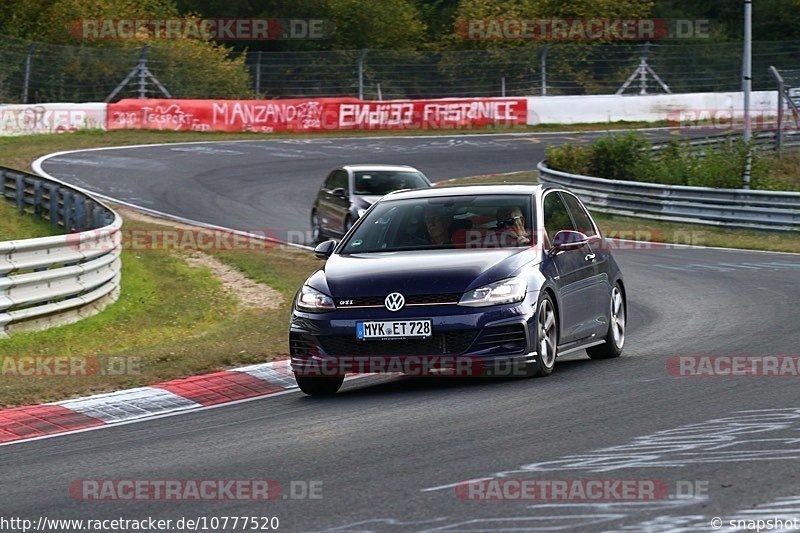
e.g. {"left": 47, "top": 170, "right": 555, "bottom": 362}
{"left": 289, "top": 296, "right": 540, "bottom": 377}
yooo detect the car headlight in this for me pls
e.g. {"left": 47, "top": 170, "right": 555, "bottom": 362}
{"left": 296, "top": 285, "right": 336, "bottom": 312}
{"left": 459, "top": 278, "right": 527, "bottom": 307}
{"left": 357, "top": 208, "right": 367, "bottom": 217}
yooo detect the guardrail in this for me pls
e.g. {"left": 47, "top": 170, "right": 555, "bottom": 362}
{"left": 1, "top": 166, "right": 121, "bottom": 335}
{"left": 651, "top": 130, "right": 800, "bottom": 152}
{"left": 539, "top": 133, "right": 800, "bottom": 231}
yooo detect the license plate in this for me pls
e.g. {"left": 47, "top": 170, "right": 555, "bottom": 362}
{"left": 356, "top": 320, "right": 432, "bottom": 340}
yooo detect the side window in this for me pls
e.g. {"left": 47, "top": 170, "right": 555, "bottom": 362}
{"left": 332, "top": 170, "right": 349, "bottom": 193}
{"left": 323, "top": 171, "right": 338, "bottom": 190}
{"left": 560, "top": 193, "right": 597, "bottom": 238}
{"left": 543, "top": 191, "right": 575, "bottom": 244}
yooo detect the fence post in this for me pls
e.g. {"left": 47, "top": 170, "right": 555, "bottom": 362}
{"left": 49, "top": 185, "right": 60, "bottom": 228}
{"left": 138, "top": 45, "right": 150, "bottom": 99}
{"left": 639, "top": 42, "right": 651, "bottom": 95}
{"left": 540, "top": 45, "right": 549, "bottom": 96}
{"left": 15, "top": 175, "right": 24, "bottom": 213}
{"left": 22, "top": 43, "right": 37, "bottom": 104}
{"left": 33, "top": 180, "right": 43, "bottom": 217}
{"left": 358, "top": 49, "right": 367, "bottom": 99}
{"left": 501, "top": 76, "right": 506, "bottom": 97}
{"left": 769, "top": 66, "right": 784, "bottom": 153}
{"left": 255, "top": 51, "right": 262, "bottom": 98}
{"left": 63, "top": 190, "right": 73, "bottom": 231}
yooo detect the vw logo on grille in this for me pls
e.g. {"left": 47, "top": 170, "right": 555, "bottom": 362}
{"left": 384, "top": 292, "right": 405, "bottom": 312}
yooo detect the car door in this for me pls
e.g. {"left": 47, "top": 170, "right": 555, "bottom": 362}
{"left": 560, "top": 191, "right": 609, "bottom": 338}
{"left": 327, "top": 169, "right": 351, "bottom": 236}
{"left": 318, "top": 169, "right": 350, "bottom": 235}
{"left": 542, "top": 190, "right": 599, "bottom": 344}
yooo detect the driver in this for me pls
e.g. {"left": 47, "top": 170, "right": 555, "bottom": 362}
{"left": 423, "top": 206, "right": 453, "bottom": 245}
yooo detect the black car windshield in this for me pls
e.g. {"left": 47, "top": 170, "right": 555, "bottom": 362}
{"left": 353, "top": 171, "right": 429, "bottom": 195}
{"left": 340, "top": 194, "right": 535, "bottom": 253}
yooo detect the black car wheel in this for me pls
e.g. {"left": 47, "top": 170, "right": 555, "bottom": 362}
{"left": 587, "top": 283, "right": 625, "bottom": 360}
{"left": 295, "top": 374, "right": 344, "bottom": 396}
{"left": 526, "top": 293, "right": 558, "bottom": 377}
{"left": 311, "top": 210, "right": 323, "bottom": 244}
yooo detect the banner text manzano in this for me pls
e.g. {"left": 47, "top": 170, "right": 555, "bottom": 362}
{"left": 107, "top": 97, "right": 528, "bottom": 133}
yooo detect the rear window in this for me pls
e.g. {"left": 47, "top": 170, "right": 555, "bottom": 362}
{"left": 353, "top": 171, "right": 429, "bottom": 195}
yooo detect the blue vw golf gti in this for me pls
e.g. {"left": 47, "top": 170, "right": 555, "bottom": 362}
{"left": 290, "top": 185, "right": 626, "bottom": 396}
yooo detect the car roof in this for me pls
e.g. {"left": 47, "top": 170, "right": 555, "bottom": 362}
{"left": 341, "top": 164, "right": 420, "bottom": 172}
{"left": 382, "top": 184, "right": 545, "bottom": 201}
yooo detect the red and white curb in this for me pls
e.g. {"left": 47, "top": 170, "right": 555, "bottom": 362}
{"left": 0, "top": 359, "right": 300, "bottom": 445}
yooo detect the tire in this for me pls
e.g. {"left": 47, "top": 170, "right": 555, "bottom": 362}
{"left": 587, "top": 283, "right": 626, "bottom": 360}
{"left": 295, "top": 374, "right": 344, "bottom": 396}
{"left": 526, "top": 293, "right": 558, "bottom": 377}
{"left": 310, "top": 210, "right": 323, "bottom": 244}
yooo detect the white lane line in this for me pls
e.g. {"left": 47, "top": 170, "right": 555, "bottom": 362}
{"left": 32, "top": 154, "right": 313, "bottom": 251}
{"left": 607, "top": 238, "right": 800, "bottom": 256}
{"left": 420, "top": 478, "right": 497, "bottom": 493}
{"left": 34, "top": 150, "right": 800, "bottom": 257}
{"left": 31, "top": 126, "right": 683, "bottom": 160}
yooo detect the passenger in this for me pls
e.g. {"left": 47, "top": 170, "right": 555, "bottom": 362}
{"left": 496, "top": 206, "right": 531, "bottom": 245}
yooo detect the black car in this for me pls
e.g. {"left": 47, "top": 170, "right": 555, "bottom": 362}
{"left": 310, "top": 164, "right": 431, "bottom": 243}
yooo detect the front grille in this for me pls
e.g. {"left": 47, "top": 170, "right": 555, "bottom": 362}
{"left": 318, "top": 330, "right": 478, "bottom": 356}
{"left": 336, "top": 293, "right": 461, "bottom": 308}
{"left": 474, "top": 324, "right": 528, "bottom": 352}
{"left": 290, "top": 333, "right": 320, "bottom": 356}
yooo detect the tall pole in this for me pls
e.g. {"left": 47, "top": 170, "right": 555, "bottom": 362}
{"left": 22, "top": 43, "right": 37, "bottom": 104}
{"left": 742, "top": 0, "right": 753, "bottom": 188}
{"left": 358, "top": 49, "right": 367, "bottom": 100}
{"left": 540, "top": 45, "right": 549, "bottom": 96}
{"left": 138, "top": 45, "right": 150, "bottom": 99}
{"left": 255, "top": 51, "right": 262, "bottom": 98}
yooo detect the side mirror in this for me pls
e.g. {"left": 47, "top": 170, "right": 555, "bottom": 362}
{"left": 330, "top": 187, "right": 346, "bottom": 198}
{"left": 314, "top": 239, "right": 337, "bottom": 259}
{"left": 550, "top": 230, "right": 589, "bottom": 254}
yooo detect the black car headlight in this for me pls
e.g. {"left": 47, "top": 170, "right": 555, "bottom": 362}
{"left": 296, "top": 285, "right": 336, "bottom": 312}
{"left": 459, "top": 278, "right": 527, "bottom": 307}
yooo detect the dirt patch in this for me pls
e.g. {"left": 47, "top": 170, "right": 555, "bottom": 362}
{"left": 115, "top": 204, "right": 284, "bottom": 310}
{"left": 185, "top": 252, "right": 284, "bottom": 309}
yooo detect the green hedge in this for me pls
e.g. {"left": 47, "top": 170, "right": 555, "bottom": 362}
{"left": 545, "top": 132, "right": 797, "bottom": 191}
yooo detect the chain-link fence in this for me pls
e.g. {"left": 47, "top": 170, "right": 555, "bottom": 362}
{"left": 2, "top": 33, "right": 800, "bottom": 103}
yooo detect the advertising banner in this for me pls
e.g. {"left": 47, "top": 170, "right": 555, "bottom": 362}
{"left": 107, "top": 97, "right": 528, "bottom": 132}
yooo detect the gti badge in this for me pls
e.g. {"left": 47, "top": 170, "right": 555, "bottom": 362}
{"left": 384, "top": 292, "right": 405, "bottom": 312}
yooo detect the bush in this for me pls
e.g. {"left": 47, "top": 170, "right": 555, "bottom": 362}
{"left": 632, "top": 140, "right": 694, "bottom": 186}
{"left": 545, "top": 132, "right": 798, "bottom": 191}
{"left": 545, "top": 143, "right": 591, "bottom": 175}
{"left": 588, "top": 132, "right": 651, "bottom": 181}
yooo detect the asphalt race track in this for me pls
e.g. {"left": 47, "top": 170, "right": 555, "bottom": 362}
{"left": 38, "top": 129, "right": 695, "bottom": 244}
{"left": 5, "top": 130, "right": 800, "bottom": 532}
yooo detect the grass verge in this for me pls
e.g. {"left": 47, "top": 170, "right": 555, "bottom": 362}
{"left": 0, "top": 201, "right": 60, "bottom": 240}
{"left": 0, "top": 209, "right": 321, "bottom": 407}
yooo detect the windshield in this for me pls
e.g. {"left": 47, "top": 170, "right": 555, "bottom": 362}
{"left": 353, "top": 171, "right": 429, "bottom": 195}
{"left": 340, "top": 194, "right": 535, "bottom": 253}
